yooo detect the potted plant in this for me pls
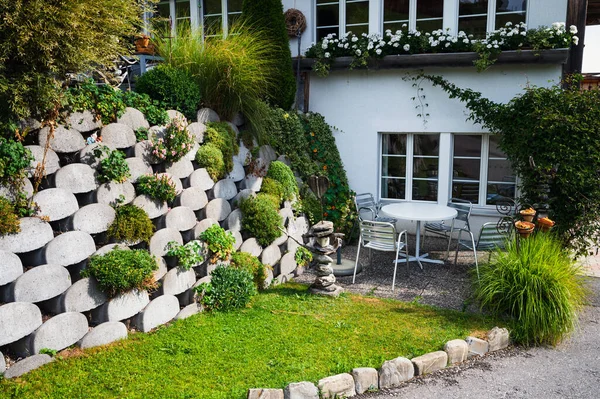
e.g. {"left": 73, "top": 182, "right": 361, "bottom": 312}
{"left": 537, "top": 217, "right": 555, "bottom": 232}
{"left": 134, "top": 34, "right": 152, "bottom": 54}
{"left": 515, "top": 221, "right": 535, "bottom": 238}
{"left": 519, "top": 207, "right": 536, "bottom": 222}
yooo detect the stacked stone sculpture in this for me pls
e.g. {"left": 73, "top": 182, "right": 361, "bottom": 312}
{"left": 304, "top": 221, "right": 344, "bottom": 297}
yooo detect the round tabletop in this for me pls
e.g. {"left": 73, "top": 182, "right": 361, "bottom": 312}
{"left": 381, "top": 202, "right": 457, "bottom": 222}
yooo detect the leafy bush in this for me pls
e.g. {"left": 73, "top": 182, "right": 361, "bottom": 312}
{"left": 0, "top": 138, "right": 33, "bottom": 183}
{"left": 121, "top": 91, "right": 169, "bottom": 126}
{"left": 475, "top": 234, "right": 587, "bottom": 346}
{"left": 205, "top": 123, "right": 238, "bottom": 174}
{"left": 65, "top": 81, "right": 125, "bottom": 125}
{"left": 195, "top": 265, "right": 257, "bottom": 312}
{"left": 240, "top": 193, "right": 283, "bottom": 247}
{"left": 0, "top": 196, "right": 20, "bottom": 236}
{"left": 260, "top": 177, "right": 284, "bottom": 205}
{"left": 165, "top": 240, "right": 204, "bottom": 270}
{"left": 230, "top": 251, "right": 268, "bottom": 290}
{"left": 107, "top": 204, "right": 154, "bottom": 244}
{"left": 149, "top": 117, "right": 194, "bottom": 163}
{"left": 199, "top": 224, "right": 236, "bottom": 263}
{"left": 94, "top": 146, "right": 131, "bottom": 183}
{"left": 136, "top": 174, "right": 177, "bottom": 203}
{"left": 135, "top": 64, "right": 201, "bottom": 121}
{"left": 294, "top": 246, "right": 313, "bottom": 268}
{"left": 298, "top": 186, "right": 322, "bottom": 225}
{"left": 241, "top": 0, "right": 296, "bottom": 109}
{"left": 82, "top": 249, "right": 158, "bottom": 297}
{"left": 195, "top": 143, "right": 226, "bottom": 181}
{"left": 266, "top": 161, "right": 298, "bottom": 202}
{"left": 135, "top": 127, "right": 149, "bottom": 142}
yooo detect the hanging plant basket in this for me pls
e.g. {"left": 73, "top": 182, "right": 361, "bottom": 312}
{"left": 537, "top": 217, "right": 555, "bottom": 232}
{"left": 520, "top": 207, "right": 536, "bottom": 222}
{"left": 515, "top": 221, "right": 535, "bottom": 238}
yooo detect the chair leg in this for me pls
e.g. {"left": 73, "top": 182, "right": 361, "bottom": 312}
{"left": 352, "top": 237, "right": 362, "bottom": 284}
{"left": 392, "top": 245, "right": 400, "bottom": 292}
{"left": 369, "top": 247, "right": 372, "bottom": 267}
{"left": 402, "top": 232, "right": 409, "bottom": 275}
{"left": 454, "top": 230, "right": 463, "bottom": 266}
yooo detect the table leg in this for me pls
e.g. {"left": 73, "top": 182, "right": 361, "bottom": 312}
{"left": 414, "top": 221, "right": 423, "bottom": 270}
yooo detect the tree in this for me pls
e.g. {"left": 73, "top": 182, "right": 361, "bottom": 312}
{"left": 242, "top": 0, "right": 296, "bottom": 110}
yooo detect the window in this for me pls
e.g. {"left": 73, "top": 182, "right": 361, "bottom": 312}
{"left": 383, "top": 1, "right": 443, "bottom": 33}
{"left": 316, "top": 0, "right": 369, "bottom": 42}
{"left": 381, "top": 133, "right": 439, "bottom": 202}
{"left": 495, "top": 0, "right": 527, "bottom": 29}
{"left": 452, "top": 134, "right": 516, "bottom": 206}
{"left": 459, "top": 0, "right": 527, "bottom": 37}
{"left": 203, "top": 0, "right": 242, "bottom": 36}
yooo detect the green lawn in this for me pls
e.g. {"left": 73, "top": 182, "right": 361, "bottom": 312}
{"left": 0, "top": 284, "right": 495, "bottom": 399}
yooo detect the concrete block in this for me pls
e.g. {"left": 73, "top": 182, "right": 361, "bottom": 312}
{"left": 0, "top": 250, "right": 23, "bottom": 286}
{"left": 283, "top": 382, "right": 318, "bottom": 399}
{"left": 487, "top": 327, "right": 510, "bottom": 352}
{"left": 411, "top": 351, "right": 448, "bottom": 376}
{"left": 466, "top": 336, "right": 489, "bottom": 357}
{"left": 71, "top": 203, "right": 116, "bottom": 235}
{"left": 93, "top": 243, "right": 129, "bottom": 256}
{"left": 378, "top": 357, "right": 414, "bottom": 389}
{"left": 92, "top": 289, "right": 150, "bottom": 323}
{"left": 125, "top": 157, "right": 153, "bottom": 183}
{"left": 156, "top": 172, "right": 182, "bottom": 195}
{"left": 279, "top": 252, "right": 297, "bottom": 276}
{"left": 259, "top": 145, "right": 277, "bottom": 164}
{"left": 193, "top": 218, "right": 219, "bottom": 239}
{"left": 149, "top": 228, "right": 183, "bottom": 257}
{"left": 241, "top": 175, "right": 262, "bottom": 191}
{"left": 9, "top": 264, "right": 71, "bottom": 303}
{"left": 78, "top": 142, "right": 115, "bottom": 168}
{"left": 44, "top": 231, "right": 96, "bottom": 267}
{"left": 444, "top": 339, "right": 469, "bottom": 365}
{"left": 224, "top": 208, "right": 242, "bottom": 231}
{"left": 197, "top": 108, "right": 220, "bottom": 123}
{"left": 134, "top": 140, "right": 160, "bottom": 165}
{"left": 161, "top": 267, "right": 196, "bottom": 296}
{"left": 229, "top": 230, "right": 243, "bottom": 251}
{"left": 352, "top": 367, "right": 378, "bottom": 394}
{"left": 0, "top": 302, "right": 43, "bottom": 346}
{"left": 166, "top": 109, "right": 185, "bottom": 122}
{"left": 189, "top": 168, "right": 215, "bottom": 191}
{"left": 133, "top": 295, "right": 179, "bottom": 332}
{"left": 231, "top": 112, "right": 244, "bottom": 127}
{"left": 101, "top": 122, "right": 137, "bottom": 149}
{"left": 240, "top": 238, "right": 263, "bottom": 258}
{"left": 61, "top": 277, "right": 109, "bottom": 313}
{"left": 96, "top": 181, "right": 136, "bottom": 206}
{"left": 133, "top": 194, "right": 168, "bottom": 219}
{"left": 175, "top": 303, "right": 202, "bottom": 320}
{"left": 318, "top": 373, "right": 356, "bottom": 399}
{"left": 79, "top": 321, "right": 127, "bottom": 349}
{"left": 231, "top": 189, "right": 255, "bottom": 209}
{"left": 187, "top": 122, "right": 206, "bottom": 143}
{"left": 272, "top": 231, "right": 287, "bottom": 247}
{"left": 183, "top": 141, "right": 200, "bottom": 162}
{"left": 178, "top": 186, "right": 208, "bottom": 211}
{"left": 68, "top": 110, "right": 101, "bottom": 133}
{"left": 226, "top": 160, "right": 245, "bottom": 182}
{"left": 3, "top": 354, "right": 53, "bottom": 379}
{"left": 165, "top": 159, "right": 194, "bottom": 179}
{"left": 212, "top": 179, "right": 238, "bottom": 200}
{"left": 0, "top": 217, "right": 53, "bottom": 253}
{"left": 0, "top": 350, "right": 5, "bottom": 375}
{"left": 279, "top": 208, "right": 294, "bottom": 227}
{"left": 28, "top": 312, "right": 88, "bottom": 355}
{"left": 154, "top": 256, "right": 168, "bottom": 281}
{"left": 261, "top": 244, "right": 281, "bottom": 267}
{"left": 248, "top": 388, "right": 284, "bottom": 399}
{"left": 39, "top": 125, "right": 85, "bottom": 153}
{"left": 165, "top": 206, "right": 197, "bottom": 232}
{"left": 54, "top": 163, "right": 98, "bottom": 194}
{"left": 33, "top": 188, "right": 79, "bottom": 222}
{"left": 25, "top": 145, "right": 60, "bottom": 176}
{"left": 204, "top": 198, "right": 231, "bottom": 222}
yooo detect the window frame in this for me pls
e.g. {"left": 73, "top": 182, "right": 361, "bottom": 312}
{"left": 382, "top": 0, "right": 444, "bottom": 33}
{"left": 315, "top": 0, "right": 370, "bottom": 41}
{"left": 455, "top": 0, "right": 529, "bottom": 34}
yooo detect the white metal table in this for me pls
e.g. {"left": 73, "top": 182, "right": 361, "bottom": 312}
{"left": 380, "top": 202, "right": 457, "bottom": 269}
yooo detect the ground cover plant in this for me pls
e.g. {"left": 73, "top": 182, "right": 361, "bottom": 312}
{"left": 107, "top": 204, "right": 154, "bottom": 244}
{"left": 195, "top": 265, "right": 257, "bottom": 312}
{"left": 94, "top": 146, "right": 131, "bottom": 184}
{"left": 136, "top": 174, "right": 177, "bottom": 203}
{"left": 230, "top": 251, "right": 267, "bottom": 290}
{"left": 199, "top": 224, "right": 236, "bottom": 263}
{"left": 165, "top": 240, "right": 204, "bottom": 270}
{"left": 266, "top": 161, "right": 298, "bottom": 202}
{"left": 0, "top": 196, "right": 20, "bottom": 235}
{"left": 195, "top": 143, "right": 226, "bottom": 180}
{"left": 0, "top": 284, "right": 497, "bottom": 398}
{"left": 240, "top": 193, "right": 283, "bottom": 247}
{"left": 148, "top": 117, "right": 194, "bottom": 163}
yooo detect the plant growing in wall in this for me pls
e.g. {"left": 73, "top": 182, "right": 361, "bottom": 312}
{"left": 165, "top": 240, "right": 204, "bottom": 270}
{"left": 229, "top": 251, "right": 268, "bottom": 291}
{"left": 294, "top": 246, "right": 313, "bottom": 268}
{"left": 266, "top": 161, "right": 298, "bottom": 202}
{"left": 240, "top": 193, "right": 283, "bottom": 247}
{"left": 149, "top": 117, "right": 194, "bottom": 163}
{"left": 0, "top": 196, "right": 20, "bottom": 236}
{"left": 195, "top": 143, "right": 226, "bottom": 181}
{"left": 260, "top": 177, "right": 285, "bottom": 206}
{"left": 107, "top": 204, "right": 154, "bottom": 245}
{"left": 94, "top": 146, "right": 131, "bottom": 184}
{"left": 136, "top": 174, "right": 177, "bottom": 203}
{"left": 205, "top": 123, "right": 239, "bottom": 174}
{"left": 195, "top": 265, "right": 257, "bottom": 312}
{"left": 199, "top": 224, "right": 236, "bottom": 264}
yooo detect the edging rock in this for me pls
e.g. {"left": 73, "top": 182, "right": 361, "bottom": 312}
{"left": 79, "top": 321, "right": 128, "bottom": 349}
{"left": 248, "top": 389, "right": 284, "bottom": 399}
{"left": 411, "top": 351, "right": 448, "bottom": 376}
{"left": 3, "top": 354, "right": 53, "bottom": 379}
{"left": 284, "top": 381, "right": 319, "bottom": 399}
{"left": 487, "top": 327, "right": 510, "bottom": 352}
{"left": 318, "top": 373, "right": 356, "bottom": 398}
{"left": 379, "top": 357, "right": 414, "bottom": 389}
{"left": 352, "top": 367, "right": 378, "bottom": 394}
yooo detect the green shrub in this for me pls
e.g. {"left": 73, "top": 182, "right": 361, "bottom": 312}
{"left": 195, "top": 265, "right": 257, "bottom": 312}
{"left": 135, "top": 64, "right": 201, "bottom": 121}
{"left": 260, "top": 177, "right": 284, "bottom": 205}
{"left": 475, "top": 233, "right": 588, "bottom": 346}
{"left": 135, "top": 127, "right": 149, "bottom": 142}
{"left": 199, "top": 224, "right": 236, "bottom": 263}
{"left": 0, "top": 196, "right": 20, "bottom": 236}
{"left": 195, "top": 143, "right": 226, "bottom": 181}
{"left": 165, "top": 240, "right": 204, "bottom": 270}
{"left": 82, "top": 248, "right": 158, "bottom": 297}
{"left": 294, "top": 246, "right": 313, "bottom": 268}
{"left": 205, "top": 123, "right": 239, "bottom": 174}
{"left": 298, "top": 186, "right": 322, "bottom": 225}
{"left": 149, "top": 117, "right": 194, "bottom": 163}
{"left": 122, "top": 91, "right": 170, "bottom": 126}
{"left": 240, "top": 193, "right": 283, "bottom": 247}
{"left": 136, "top": 174, "right": 177, "bottom": 203}
{"left": 107, "top": 204, "right": 154, "bottom": 244}
{"left": 94, "top": 146, "right": 131, "bottom": 184}
{"left": 266, "top": 161, "right": 298, "bottom": 202}
{"left": 65, "top": 81, "right": 125, "bottom": 125}
{"left": 242, "top": 0, "right": 296, "bottom": 109}
{"left": 230, "top": 251, "right": 268, "bottom": 291}
{"left": 0, "top": 137, "right": 33, "bottom": 183}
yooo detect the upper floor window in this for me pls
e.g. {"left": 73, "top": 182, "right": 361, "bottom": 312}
{"left": 495, "top": 0, "right": 527, "bottom": 29}
{"left": 316, "top": 0, "right": 370, "bottom": 41}
{"left": 203, "top": 0, "right": 242, "bottom": 36}
{"left": 383, "top": 0, "right": 443, "bottom": 33}
{"left": 459, "top": 0, "right": 527, "bottom": 37}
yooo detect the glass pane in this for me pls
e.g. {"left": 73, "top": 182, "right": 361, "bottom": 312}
{"left": 204, "top": 15, "right": 222, "bottom": 34}
{"left": 487, "top": 183, "right": 516, "bottom": 204}
{"left": 488, "top": 135, "right": 505, "bottom": 158}
{"left": 203, "top": 0, "right": 222, "bottom": 15}
{"left": 157, "top": 2, "right": 170, "bottom": 18}
{"left": 458, "top": 15, "right": 488, "bottom": 38}
{"left": 317, "top": 0, "right": 337, "bottom": 3}
{"left": 416, "top": 19, "right": 443, "bottom": 32}
{"left": 317, "top": 4, "right": 340, "bottom": 27}
{"left": 417, "top": 0, "right": 444, "bottom": 19}
{"left": 413, "top": 180, "right": 438, "bottom": 201}
{"left": 346, "top": 1, "right": 369, "bottom": 25}
{"left": 496, "top": 0, "right": 526, "bottom": 13}
{"left": 413, "top": 134, "right": 439, "bottom": 156}
{"left": 453, "top": 182, "right": 480, "bottom": 203}
{"left": 459, "top": 0, "right": 489, "bottom": 16}
{"left": 384, "top": 0, "right": 409, "bottom": 22}
{"left": 382, "top": 135, "right": 407, "bottom": 155}
{"left": 228, "top": 0, "right": 243, "bottom": 13}
{"left": 176, "top": 1, "right": 190, "bottom": 18}
{"left": 384, "top": 22, "right": 408, "bottom": 33}
{"left": 495, "top": 12, "right": 526, "bottom": 29}
{"left": 381, "top": 178, "right": 406, "bottom": 200}
{"left": 347, "top": 24, "right": 369, "bottom": 36}
{"left": 413, "top": 158, "right": 438, "bottom": 178}
{"left": 154, "top": 2, "right": 171, "bottom": 34}
{"left": 488, "top": 159, "right": 515, "bottom": 182}
{"left": 316, "top": 27, "right": 339, "bottom": 41}
{"left": 454, "top": 135, "right": 482, "bottom": 157}
{"left": 381, "top": 157, "right": 406, "bottom": 178}
{"left": 228, "top": 13, "right": 241, "bottom": 28}
{"left": 453, "top": 158, "right": 480, "bottom": 181}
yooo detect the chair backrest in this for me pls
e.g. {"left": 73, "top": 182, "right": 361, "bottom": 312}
{"left": 355, "top": 193, "right": 377, "bottom": 220}
{"left": 476, "top": 222, "right": 510, "bottom": 251}
{"left": 359, "top": 220, "right": 397, "bottom": 247}
{"left": 448, "top": 198, "right": 473, "bottom": 229}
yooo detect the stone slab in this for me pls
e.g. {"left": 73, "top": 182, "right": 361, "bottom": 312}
{"left": 96, "top": 181, "right": 136, "bottom": 206}
{"left": 175, "top": 303, "right": 202, "bottom": 320}
{"left": 412, "top": 351, "right": 448, "bottom": 376}
{"left": 71, "top": 203, "right": 116, "bottom": 235}
{"left": 0, "top": 250, "right": 24, "bottom": 286}
{"left": 187, "top": 122, "right": 206, "bottom": 143}
{"left": 61, "top": 277, "right": 109, "bottom": 313}
{"left": 165, "top": 159, "right": 194, "bottom": 179}
{"left": 379, "top": 357, "right": 414, "bottom": 389}
{"left": 204, "top": 198, "right": 231, "bottom": 222}
{"left": 133, "top": 194, "right": 168, "bottom": 219}
{"left": 487, "top": 327, "right": 510, "bottom": 352}
{"left": 39, "top": 125, "right": 86, "bottom": 153}
{"left": 165, "top": 206, "right": 197, "bottom": 232}
{"left": 44, "top": 231, "right": 96, "bottom": 267}
{"left": 444, "top": 339, "right": 469, "bottom": 365}
{"left": 352, "top": 367, "right": 379, "bottom": 395}
{"left": 54, "top": 163, "right": 98, "bottom": 194}
{"left": 178, "top": 186, "right": 208, "bottom": 211}
{"left": 318, "top": 373, "right": 356, "bottom": 399}
{"left": 226, "top": 160, "right": 245, "bottom": 182}
{"left": 261, "top": 244, "right": 281, "bottom": 267}
{"left": 78, "top": 142, "right": 116, "bottom": 168}
{"left": 466, "top": 336, "right": 489, "bottom": 357}
{"left": 25, "top": 145, "right": 60, "bottom": 177}
{"left": 161, "top": 267, "right": 196, "bottom": 296}
{"left": 101, "top": 122, "right": 137, "bottom": 149}
{"left": 28, "top": 312, "right": 88, "bottom": 355}
{"left": 197, "top": 108, "right": 220, "bottom": 123}
{"left": 149, "top": 228, "right": 183, "bottom": 257}
{"left": 133, "top": 294, "right": 179, "bottom": 332}
{"left": 92, "top": 289, "right": 150, "bottom": 323}
{"left": 0, "top": 302, "right": 43, "bottom": 346}
{"left": 248, "top": 388, "right": 284, "bottom": 399}
{"left": 284, "top": 381, "right": 319, "bottom": 399}
{"left": 189, "top": 168, "right": 215, "bottom": 191}
{"left": 117, "top": 107, "right": 149, "bottom": 131}
{"left": 279, "top": 252, "right": 297, "bottom": 276}
{"left": 224, "top": 208, "right": 242, "bottom": 231}
{"left": 212, "top": 179, "right": 238, "bottom": 200}
{"left": 79, "top": 321, "right": 127, "bottom": 349}
{"left": 126, "top": 157, "right": 153, "bottom": 183}
{"left": 68, "top": 110, "right": 101, "bottom": 133}
{"left": 10, "top": 264, "right": 71, "bottom": 303}
{"left": 240, "top": 238, "right": 263, "bottom": 258}
{"left": 33, "top": 188, "right": 79, "bottom": 222}
{"left": 3, "top": 354, "right": 53, "bottom": 379}
{"left": 0, "top": 217, "right": 53, "bottom": 253}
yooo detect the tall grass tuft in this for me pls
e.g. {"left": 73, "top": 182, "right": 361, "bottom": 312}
{"left": 475, "top": 233, "right": 588, "bottom": 346}
{"left": 155, "top": 23, "right": 278, "bottom": 143}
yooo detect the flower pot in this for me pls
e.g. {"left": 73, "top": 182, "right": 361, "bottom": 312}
{"left": 537, "top": 217, "right": 555, "bottom": 233}
{"left": 520, "top": 208, "right": 536, "bottom": 222}
{"left": 134, "top": 36, "right": 154, "bottom": 54}
{"left": 515, "top": 221, "right": 535, "bottom": 238}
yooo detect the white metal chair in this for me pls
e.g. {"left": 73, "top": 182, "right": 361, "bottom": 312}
{"left": 454, "top": 222, "right": 511, "bottom": 281}
{"left": 354, "top": 193, "right": 397, "bottom": 223}
{"left": 422, "top": 198, "right": 473, "bottom": 260}
{"left": 352, "top": 220, "right": 409, "bottom": 291}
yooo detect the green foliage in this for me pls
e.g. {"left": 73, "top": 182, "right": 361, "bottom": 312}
{"left": 475, "top": 234, "right": 587, "bottom": 346}
{"left": 241, "top": 0, "right": 296, "bottom": 109}
{"left": 134, "top": 64, "right": 201, "bottom": 121}
{"left": 294, "top": 246, "right": 313, "bottom": 268}
{"left": 94, "top": 146, "right": 131, "bottom": 184}
{"left": 107, "top": 204, "right": 154, "bottom": 244}
{"left": 149, "top": 117, "right": 194, "bottom": 162}
{"left": 205, "top": 122, "right": 239, "bottom": 174}
{"left": 135, "top": 127, "right": 149, "bottom": 142}
{"left": 0, "top": 196, "right": 20, "bottom": 236}
{"left": 38, "top": 348, "right": 57, "bottom": 357}
{"left": 266, "top": 161, "right": 298, "bottom": 202}
{"left": 165, "top": 240, "right": 204, "bottom": 270}
{"left": 425, "top": 74, "right": 600, "bottom": 255}
{"left": 82, "top": 249, "right": 158, "bottom": 297}
{"left": 0, "top": 0, "right": 146, "bottom": 134}
{"left": 195, "top": 143, "right": 226, "bottom": 181}
{"left": 136, "top": 174, "right": 177, "bottom": 203}
{"left": 199, "top": 224, "right": 236, "bottom": 263}
{"left": 155, "top": 24, "right": 279, "bottom": 143}
{"left": 121, "top": 91, "right": 170, "bottom": 126}
{"left": 260, "top": 177, "right": 284, "bottom": 205}
{"left": 230, "top": 251, "right": 267, "bottom": 290}
{"left": 0, "top": 137, "right": 33, "bottom": 183}
{"left": 240, "top": 193, "right": 283, "bottom": 247}
{"left": 195, "top": 265, "right": 257, "bottom": 312}
{"left": 298, "top": 186, "right": 322, "bottom": 225}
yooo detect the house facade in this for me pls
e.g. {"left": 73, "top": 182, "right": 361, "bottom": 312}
{"left": 155, "top": 0, "right": 576, "bottom": 230}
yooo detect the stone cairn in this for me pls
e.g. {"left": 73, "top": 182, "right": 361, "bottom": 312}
{"left": 304, "top": 220, "right": 344, "bottom": 297}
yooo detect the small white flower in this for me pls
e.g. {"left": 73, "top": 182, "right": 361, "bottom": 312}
{"left": 440, "top": 36, "right": 446, "bottom": 41}
{"left": 493, "top": 44, "right": 499, "bottom": 48}
{"left": 355, "top": 49, "right": 362, "bottom": 56}
{"left": 352, "top": 36, "right": 358, "bottom": 42}
{"left": 415, "top": 31, "right": 421, "bottom": 37}
{"left": 344, "top": 43, "right": 349, "bottom": 48}
{"left": 324, "top": 52, "right": 330, "bottom": 58}
{"left": 376, "top": 48, "right": 382, "bottom": 55}
{"left": 367, "top": 42, "right": 374, "bottom": 50}
{"left": 487, "top": 44, "right": 492, "bottom": 49}
{"left": 573, "top": 36, "right": 579, "bottom": 45}
{"left": 445, "top": 42, "right": 451, "bottom": 48}
{"left": 393, "top": 42, "right": 400, "bottom": 47}
{"left": 403, "top": 44, "right": 410, "bottom": 51}
{"left": 431, "top": 40, "right": 439, "bottom": 47}
{"left": 321, "top": 43, "right": 328, "bottom": 49}
{"left": 570, "top": 25, "right": 578, "bottom": 34}
{"left": 402, "top": 23, "right": 407, "bottom": 28}
{"left": 463, "top": 38, "right": 469, "bottom": 44}
{"left": 520, "top": 31, "right": 527, "bottom": 36}
{"left": 506, "top": 21, "right": 513, "bottom": 27}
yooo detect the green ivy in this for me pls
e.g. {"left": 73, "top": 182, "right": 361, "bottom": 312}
{"left": 107, "top": 204, "right": 154, "bottom": 244}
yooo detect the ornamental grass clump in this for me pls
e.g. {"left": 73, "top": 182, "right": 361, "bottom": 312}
{"left": 136, "top": 174, "right": 177, "bottom": 203}
{"left": 474, "top": 233, "right": 588, "bottom": 346}
{"left": 107, "top": 204, "right": 154, "bottom": 244}
{"left": 82, "top": 248, "right": 158, "bottom": 297}
{"left": 240, "top": 193, "right": 283, "bottom": 247}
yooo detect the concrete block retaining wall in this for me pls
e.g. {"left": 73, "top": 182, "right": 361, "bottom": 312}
{"left": 0, "top": 107, "right": 307, "bottom": 378}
